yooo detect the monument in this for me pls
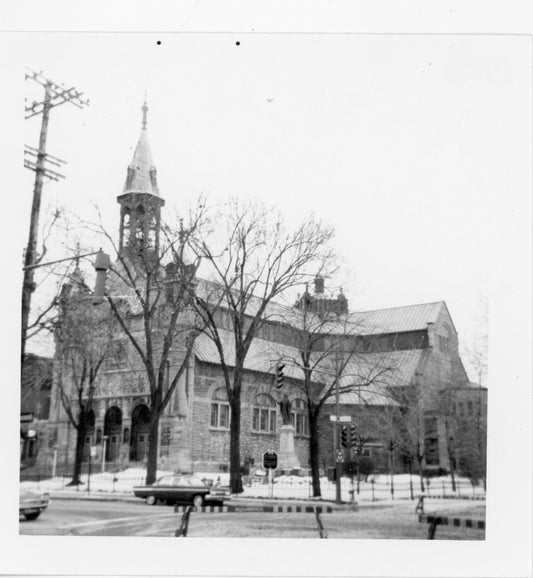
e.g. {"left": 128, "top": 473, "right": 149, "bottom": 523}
{"left": 277, "top": 394, "right": 301, "bottom": 471}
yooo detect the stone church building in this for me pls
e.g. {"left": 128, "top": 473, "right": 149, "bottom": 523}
{"left": 38, "top": 104, "right": 485, "bottom": 478}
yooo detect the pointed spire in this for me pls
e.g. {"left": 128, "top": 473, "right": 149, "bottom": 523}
{"left": 141, "top": 97, "right": 148, "bottom": 130}
{"left": 68, "top": 245, "right": 88, "bottom": 292}
{"left": 122, "top": 98, "right": 159, "bottom": 197}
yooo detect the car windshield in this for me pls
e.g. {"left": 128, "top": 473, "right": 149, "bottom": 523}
{"left": 181, "top": 476, "right": 205, "bottom": 486}
{"left": 155, "top": 476, "right": 174, "bottom": 486}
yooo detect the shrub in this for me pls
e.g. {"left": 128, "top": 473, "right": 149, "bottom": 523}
{"left": 458, "top": 454, "right": 485, "bottom": 485}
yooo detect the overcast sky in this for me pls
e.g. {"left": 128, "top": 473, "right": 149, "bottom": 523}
{"left": 19, "top": 33, "right": 531, "bottom": 379}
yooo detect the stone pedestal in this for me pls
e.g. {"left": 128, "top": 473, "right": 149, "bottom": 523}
{"left": 278, "top": 425, "right": 301, "bottom": 470}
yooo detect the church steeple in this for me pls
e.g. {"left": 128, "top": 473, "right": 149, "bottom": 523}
{"left": 117, "top": 100, "right": 165, "bottom": 258}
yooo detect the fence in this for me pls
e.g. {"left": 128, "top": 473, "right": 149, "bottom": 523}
{"left": 19, "top": 469, "right": 486, "bottom": 503}
{"left": 243, "top": 475, "right": 486, "bottom": 502}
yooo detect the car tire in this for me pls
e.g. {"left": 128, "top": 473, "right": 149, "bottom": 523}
{"left": 146, "top": 495, "right": 157, "bottom": 506}
{"left": 192, "top": 494, "right": 204, "bottom": 508}
{"left": 24, "top": 512, "right": 40, "bottom": 520}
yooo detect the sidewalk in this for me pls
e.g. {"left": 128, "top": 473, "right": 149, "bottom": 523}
{"left": 49, "top": 489, "right": 140, "bottom": 503}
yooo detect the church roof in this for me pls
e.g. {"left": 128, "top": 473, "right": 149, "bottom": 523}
{"left": 195, "top": 330, "right": 297, "bottom": 377}
{"left": 327, "top": 349, "right": 425, "bottom": 406}
{"left": 122, "top": 101, "right": 160, "bottom": 197}
{"left": 194, "top": 330, "right": 423, "bottom": 406}
{"left": 347, "top": 302, "right": 445, "bottom": 335}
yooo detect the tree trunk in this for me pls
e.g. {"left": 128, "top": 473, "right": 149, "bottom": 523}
{"left": 229, "top": 397, "right": 243, "bottom": 494}
{"left": 68, "top": 422, "right": 86, "bottom": 486}
{"left": 389, "top": 445, "right": 395, "bottom": 496}
{"left": 145, "top": 411, "right": 160, "bottom": 485}
{"left": 308, "top": 412, "right": 321, "bottom": 497}
{"left": 417, "top": 456, "right": 425, "bottom": 492}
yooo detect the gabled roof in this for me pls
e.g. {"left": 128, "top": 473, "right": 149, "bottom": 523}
{"left": 196, "top": 279, "right": 447, "bottom": 338}
{"left": 195, "top": 331, "right": 298, "bottom": 377}
{"left": 327, "top": 349, "right": 424, "bottom": 406}
{"left": 195, "top": 330, "right": 423, "bottom": 406}
{"left": 347, "top": 302, "right": 444, "bottom": 335}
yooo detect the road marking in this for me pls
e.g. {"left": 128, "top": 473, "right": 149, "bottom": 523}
{"left": 62, "top": 512, "right": 177, "bottom": 529}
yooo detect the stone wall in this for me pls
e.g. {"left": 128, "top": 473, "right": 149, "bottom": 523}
{"left": 191, "top": 362, "right": 310, "bottom": 472}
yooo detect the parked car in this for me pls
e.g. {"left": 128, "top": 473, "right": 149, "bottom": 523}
{"left": 133, "top": 475, "right": 231, "bottom": 507}
{"left": 19, "top": 489, "right": 50, "bottom": 520}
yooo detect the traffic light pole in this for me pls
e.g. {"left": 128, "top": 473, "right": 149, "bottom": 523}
{"left": 335, "top": 350, "right": 342, "bottom": 504}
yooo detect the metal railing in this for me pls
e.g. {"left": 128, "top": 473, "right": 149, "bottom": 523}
{"left": 19, "top": 470, "right": 486, "bottom": 502}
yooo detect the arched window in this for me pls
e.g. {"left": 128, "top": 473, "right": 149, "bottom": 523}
{"left": 123, "top": 208, "right": 131, "bottom": 229}
{"left": 252, "top": 393, "right": 277, "bottom": 434}
{"left": 135, "top": 206, "right": 145, "bottom": 244}
{"left": 210, "top": 387, "right": 230, "bottom": 429}
{"left": 291, "top": 398, "right": 309, "bottom": 436}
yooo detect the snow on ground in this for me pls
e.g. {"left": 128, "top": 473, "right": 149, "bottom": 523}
{"left": 20, "top": 468, "right": 485, "bottom": 503}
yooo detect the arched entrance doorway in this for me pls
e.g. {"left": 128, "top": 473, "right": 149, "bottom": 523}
{"left": 83, "top": 409, "right": 96, "bottom": 460}
{"left": 130, "top": 404, "right": 151, "bottom": 461}
{"left": 103, "top": 406, "right": 122, "bottom": 462}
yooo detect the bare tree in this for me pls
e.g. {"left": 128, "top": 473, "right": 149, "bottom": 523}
{"left": 22, "top": 207, "right": 65, "bottom": 360}
{"left": 371, "top": 402, "right": 404, "bottom": 490}
{"left": 388, "top": 380, "right": 428, "bottom": 493}
{"left": 190, "top": 200, "right": 335, "bottom": 493}
{"left": 93, "top": 211, "right": 204, "bottom": 485}
{"left": 436, "top": 387, "right": 458, "bottom": 491}
{"left": 268, "top": 299, "right": 397, "bottom": 497}
{"left": 450, "top": 384, "right": 487, "bottom": 489}
{"left": 347, "top": 413, "right": 378, "bottom": 493}
{"left": 55, "top": 277, "right": 116, "bottom": 485}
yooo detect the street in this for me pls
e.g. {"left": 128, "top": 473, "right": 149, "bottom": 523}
{"left": 20, "top": 500, "right": 179, "bottom": 537}
{"left": 19, "top": 497, "right": 485, "bottom": 539}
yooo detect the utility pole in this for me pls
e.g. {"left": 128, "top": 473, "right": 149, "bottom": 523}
{"left": 22, "top": 69, "right": 89, "bottom": 362}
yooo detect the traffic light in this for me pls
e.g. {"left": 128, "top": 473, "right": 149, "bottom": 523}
{"left": 350, "top": 425, "right": 357, "bottom": 450}
{"left": 92, "top": 249, "right": 111, "bottom": 305}
{"left": 340, "top": 426, "right": 348, "bottom": 448}
{"left": 275, "top": 362, "right": 285, "bottom": 389}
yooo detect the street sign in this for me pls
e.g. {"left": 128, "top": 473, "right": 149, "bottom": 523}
{"left": 263, "top": 451, "right": 278, "bottom": 470}
{"left": 329, "top": 415, "right": 352, "bottom": 423}
{"left": 90, "top": 446, "right": 97, "bottom": 458}
{"left": 336, "top": 449, "right": 344, "bottom": 463}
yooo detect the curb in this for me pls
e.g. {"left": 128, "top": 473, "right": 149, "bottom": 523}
{"left": 418, "top": 514, "right": 485, "bottom": 530}
{"left": 425, "top": 495, "right": 486, "bottom": 501}
{"left": 174, "top": 504, "right": 335, "bottom": 513}
{"left": 48, "top": 492, "right": 355, "bottom": 510}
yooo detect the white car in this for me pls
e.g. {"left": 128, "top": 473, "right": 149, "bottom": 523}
{"left": 19, "top": 489, "right": 50, "bottom": 520}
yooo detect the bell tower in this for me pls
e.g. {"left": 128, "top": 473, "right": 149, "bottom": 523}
{"left": 117, "top": 100, "right": 165, "bottom": 258}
